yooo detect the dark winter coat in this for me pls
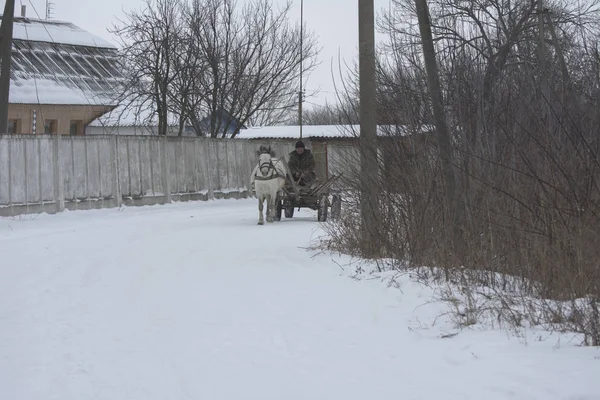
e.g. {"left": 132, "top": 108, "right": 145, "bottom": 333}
{"left": 288, "top": 149, "right": 316, "bottom": 176}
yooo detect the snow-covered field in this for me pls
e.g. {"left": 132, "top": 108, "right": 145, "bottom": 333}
{"left": 1, "top": 199, "right": 598, "bottom": 400}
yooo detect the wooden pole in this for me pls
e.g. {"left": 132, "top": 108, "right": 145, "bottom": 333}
{"left": 538, "top": 0, "right": 549, "bottom": 117}
{"left": 359, "top": 0, "right": 380, "bottom": 256}
{"left": 0, "top": 0, "right": 16, "bottom": 134}
{"left": 545, "top": 12, "right": 569, "bottom": 100}
{"left": 298, "top": 0, "right": 303, "bottom": 139}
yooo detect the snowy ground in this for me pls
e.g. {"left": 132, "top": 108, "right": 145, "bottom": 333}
{"left": 1, "top": 199, "right": 598, "bottom": 400}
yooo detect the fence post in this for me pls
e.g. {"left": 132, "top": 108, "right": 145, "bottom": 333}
{"left": 97, "top": 136, "right": 103, "bottom": 209}
{"left": 52, "top": 134, "right": 65, "bottom": 212}
{"left": 84, "top": 136, "right": 91, "bottom": 209}
{"left": 160, "top": 135, "right": 172, "bottom": 203}
{"left": 111, "top": 135, "right": 122, "bottom": 208}
{"left": 204, "top": 138, "right": 213, "bottom": 200}
{"left": 193, "top": 138, "right": 199, "bottom": 197}
{"left": 8, "top": 136, "right": 13, "bottom": 216}
{"left": 38, "top": 137, "right": 43, "bottom": 212}
{"left": 24, "top": 137, "right": 29, "bottom": 214}
{"left": 70, "top": 135, "right": 77, "bottom": 210}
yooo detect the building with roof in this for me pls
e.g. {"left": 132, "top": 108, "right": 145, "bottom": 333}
{"left": 86, "top": 106, "right": 248, "bottom": 137}
{"left": 235, "top": 124, "right": 436, "bottom": 180}
{"left": 85, "top": 103, "right": 181, "bottom": 136}
{"left": 195, "top": 109, "right": 247, "bottom": 137}
{"left": 236, "top": 124, "right": 434, "bottom": 140}
{"left": 2, "top": 15, "right": 122, "bottom": 135}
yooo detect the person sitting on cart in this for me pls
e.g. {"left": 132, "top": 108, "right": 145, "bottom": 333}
{"left": 288, "top": 140, "right": 316, "bottom": 186}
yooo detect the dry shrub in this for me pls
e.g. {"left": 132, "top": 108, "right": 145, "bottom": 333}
{"left": 320, "top": 46, "right": 600, "bottom": 346}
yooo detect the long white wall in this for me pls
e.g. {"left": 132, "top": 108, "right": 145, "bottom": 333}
{"left": 0, "top": 135, "right": 299, "bottom": 217}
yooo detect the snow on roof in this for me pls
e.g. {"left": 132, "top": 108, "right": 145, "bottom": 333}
{"left": 10, "top": 78, "right": 117, "bottom": 105}
{"left": 237, "top": 124, "right": 434, "bottom": 139}
{"left": 238, "top": 125, "right": 356, "bottom": 139}
{"left": 88, "top": 103, "right": 180, "bottom": 127}
{"left": 88, "top": 114, "right": 435, "bottom": 137}
{"left": 11, "top": 17, "right": 116, "bottom": 49}
{"left": 8, "top": 21, "right": 123, "bottom": 106}
{"left": 89, "top": 105, "right": 247, "bottom": 136}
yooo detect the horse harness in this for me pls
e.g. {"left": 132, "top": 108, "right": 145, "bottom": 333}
{"left": 254, "top": 157, "right": 283, "bottom": 181}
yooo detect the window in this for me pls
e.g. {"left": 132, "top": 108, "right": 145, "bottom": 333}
{"left": 70, "top": 120, "right": 83, "bottom": 135}
{"left": 98, "top": 57, "right": 119, "bottom": 76}
{"left": 10, "top": 53, "right": 26, "bottom": 72}
{"left": 48, "top": 53, "right": 76, "bottom": 75}
{"left": 7, "top": 119, "right": 20, "bottom": 134}
{"left": 63, "top": 54, "right": 88, "bottom": 76}
{"left": 44, "top": 119, "right": 58, "bottom": 134}
{"left": 23, "top": 51, "right": 52, "bottom": 74}
{"left": 86, "top": 57, "right": 111, "bottom": 78}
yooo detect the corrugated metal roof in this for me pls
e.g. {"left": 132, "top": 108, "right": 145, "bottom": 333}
{"left": 238, "top": 125, "right": 357, "bottom": 139}
{"left": 237, "top": 124, "right": 433, "bottom": 139}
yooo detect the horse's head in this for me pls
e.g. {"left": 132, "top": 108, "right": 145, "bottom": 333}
{"left": 256, "top": 145, "right": 278, "bottom": 176}
{"left": 258, "top": 151, "right": 273, "bottom": 176}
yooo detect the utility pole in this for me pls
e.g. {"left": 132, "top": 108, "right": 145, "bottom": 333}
{"left": 0, "top": 0, "right": 16, "bottom": 134}
{"left": 537, "top": 0, "right": 546, "bottom": 73}
{"left": 545, "top": 11, "right": 569, "bottom": 100}
{"left": 298, "top": 0, "right": 304, "bottom": 139}
{"left": 358, "top": 0, "right": 380, "bottom": 256}
{"left": 537, "top": 0, "right": 551, "bottom": 128}
{"left": 538, "top": 0, "right": 547, "bottom": 102}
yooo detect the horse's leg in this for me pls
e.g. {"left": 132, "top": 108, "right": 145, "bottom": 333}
{"left": 270, "top": 191, "right": 278, "bottom": 222}
{"left": 258, "top": 194, "right": 264, "bottom": 225}
{"left": 266, "top": 193, "right": 273, "bottom": 223}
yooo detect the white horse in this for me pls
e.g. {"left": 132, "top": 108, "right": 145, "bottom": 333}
{"left": 250, "top": 146, "right": 289, "bottom": 225}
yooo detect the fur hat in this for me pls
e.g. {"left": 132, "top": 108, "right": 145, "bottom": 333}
{"left": 295, "top": 140, "right": 305, "bottom": 148}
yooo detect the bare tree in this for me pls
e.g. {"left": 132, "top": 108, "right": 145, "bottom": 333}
{"left": 300, "top": 101, "right": 359, "bottom": 125}
{"left": 112, "top": 0, "right": 320, "bottom": 137}
{"left": 381, "top": 0, "right": 600, "bottom": 132}
{"left": 322, "top": 0, "right": 600, "bottom": 344}
{"left": 312, "top": 57, "right": 428, "bottom": 128}
{"left": 414, "top": 0, "right": 462, "bottom": 253}
{"left": 183, "top": 0, "right": 319, "bottom": 137}
{"left": 111, "top": 0, "right": 184, "bottom": 135}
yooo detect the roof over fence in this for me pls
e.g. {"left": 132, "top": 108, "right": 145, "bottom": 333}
{"left": 5, "top": 17, "right": 122, "bottom": 106}
{"left": 87, "top": 104, "right": 180, "bottom": 128}
{"left": 236, "top": 124, "right": 434, "bottom": 140}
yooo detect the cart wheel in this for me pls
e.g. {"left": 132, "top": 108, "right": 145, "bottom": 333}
{"left": 275, "top": 199, "right": 282, "bottom": 221}
{"left": 284, "top": 206, "right": 294, "bottom": 218}
{"left": 331, "top": 194, "right": 341, "bottom": 220}
{"left": 317, "top": 195, "right": 328, "bottom": 222}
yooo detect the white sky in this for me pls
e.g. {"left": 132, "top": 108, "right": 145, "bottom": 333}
{"left": 20, "top": 0, "right": 390, "bottom": 107}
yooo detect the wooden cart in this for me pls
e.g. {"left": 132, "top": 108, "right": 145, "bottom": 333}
{"left": 275, "top": 173, "right": 342, "bottom": 222}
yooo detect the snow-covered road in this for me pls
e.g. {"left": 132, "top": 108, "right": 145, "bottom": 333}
{"left": 1, "top": 199, "right": 598, "bottom": 400}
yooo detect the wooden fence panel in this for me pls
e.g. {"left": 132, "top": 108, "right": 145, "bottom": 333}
{"left": 0, "top": 137, "right": 9, "bottom": 205}
{"left": 0, "top": 135, "right": 333, "bottom": 216}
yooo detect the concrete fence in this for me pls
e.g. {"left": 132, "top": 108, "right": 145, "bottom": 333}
{"left": 0, "top": 134, "right": 301, "bottom": 217}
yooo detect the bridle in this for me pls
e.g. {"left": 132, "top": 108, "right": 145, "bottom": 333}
{"left": 255, "top": 153, "right": 282, "bottom": 181}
